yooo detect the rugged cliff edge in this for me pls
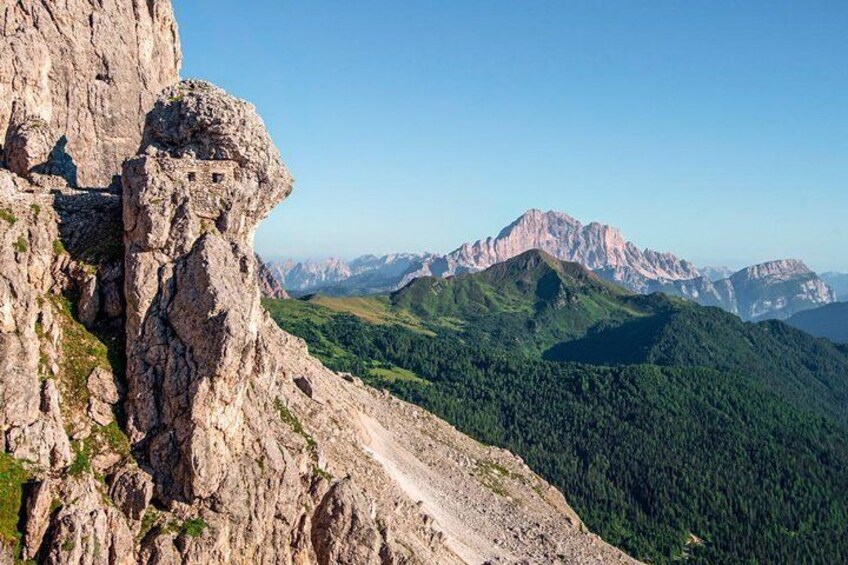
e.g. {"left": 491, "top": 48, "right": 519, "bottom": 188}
{"left": 0, "top": 2, "right": 636, "bottom": 563}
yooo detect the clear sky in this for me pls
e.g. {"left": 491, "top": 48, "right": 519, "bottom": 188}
{"left": 173, "top": 1, "right": 847, "bottom": 272}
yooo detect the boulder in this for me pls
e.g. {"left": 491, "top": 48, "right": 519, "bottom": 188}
{"left": 109, "top": 467, "right": 155, "bottom": 524}
{"left": 311, "top": 479, "right": 382, "bottom": 565}
{"left": 22, "top": 479, "right": 55, "bottom": 560}
{"left": 3, "top": 107, "right": 54, "bottom": 178}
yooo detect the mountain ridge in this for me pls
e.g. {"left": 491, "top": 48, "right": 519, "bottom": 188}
{"left": 271, "top": 209, "right": 835, "bottom": 321}
{"left": 786, "top": 301, "right": 848, "bottom": 343}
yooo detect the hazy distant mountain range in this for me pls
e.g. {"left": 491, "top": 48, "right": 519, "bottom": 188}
{"left": 786, "top": 301, "right": 848, "bottom": 343}
{"left": 267, "top": 253, "right": 437, "bottom": 296}
{"left": 821, "top": 272, "right": 848, "bottom": 301}
{"left": 700, "top": 265, "right": 736, "bottom": 282}
{"left": 269, "top": 209, "right": 836, "bottom": 321}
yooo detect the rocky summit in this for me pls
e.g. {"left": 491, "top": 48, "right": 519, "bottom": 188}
{"left": 400, "top": 209, "right": 702, "bottom": 291}
{"left": 270, "top": 210, "right": 703, "bottom": 296}
{"left": 272, "top": 210, "right": 836, "bottom": 321}
{"left": 724, "top": 259, "right": 836, "bottom": 321}
{"left": 0, "top": 1, "right": 637, "bottom": 564}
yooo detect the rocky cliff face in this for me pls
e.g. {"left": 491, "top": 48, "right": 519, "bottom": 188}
{"left": 392, "top": 210, "right": 703, "bottom": 293}
{"left": 0, "top": 3, "right": 637, "bottom": 564}
{"left": 438, "top": 209, "right": 701, "bottom": 286}
{"left": 272, "top": 211, "right": 700, "bottom": 296}
{"left": 0, "top": 0, "right": 181, "bottom": 188}
{"left": 725, "top": 259, "right": 836, "bottom": 321}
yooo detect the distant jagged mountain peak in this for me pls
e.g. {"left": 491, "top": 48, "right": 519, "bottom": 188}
{"left": 495, "top": 208, "right": 582, "bottom": 239}
{"left": 700, "top": 265, "right": 735, "bottom": 282}
{"left": 269, "top": 252, "right": 433, "bottom": 295}
{"left": 270, "top": 209, "right": 834, "bottom": 322}
{"left": 435, "top": 209, "right": 701, "bottom": 287}
{"left": 724, "top": 258, "right": 836, "bottom": 321}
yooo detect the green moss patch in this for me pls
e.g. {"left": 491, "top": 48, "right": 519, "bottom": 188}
{"left": 0, "top": 208, "right": 17, "bottom": 225}
{"left": 67, "top": 440, "right": 91, "bottom": 477}
{"left": 51, "top": 295, "right": 111, "bottom": 412}
{"left": 98, "top": 422, "right": 131, "bottom": 458}
{"left": 137, "top": 509, "right": 160, "bottom": 541}
{"left": 12, "top": 237, "right": 27, "bottom": 253}
{"left": 52, "top": 240, "right": 66, "bottom": 256}
{"left": 67, "top": 423, "right": 131, "bottom": 478}
{"left": 181, "top": 518, "right": 207, "bottom": 538}
{"left": 0, "top": 453, "right": 28, "bottom": 552}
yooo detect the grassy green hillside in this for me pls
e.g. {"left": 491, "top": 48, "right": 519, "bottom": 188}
{"left": 389, "top": 250, "right": 647, "bottom": 354}
{"left": 262, "top": 251, "right": 848, "bottom": 563}
{"left": 547, "top": 302, "right": 848, "bottom": 428}
{"left": 284, "top": 251, "right": 848, "bottom": 428}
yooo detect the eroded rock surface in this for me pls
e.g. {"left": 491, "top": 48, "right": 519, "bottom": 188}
{"left": 0, "top": 0, "right": 181, "bottom": 187}
{"left": 0, "top": 169, "right": 137, "bottom": 563}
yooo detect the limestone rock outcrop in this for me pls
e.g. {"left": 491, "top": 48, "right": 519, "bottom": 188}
{"left": 438, "top": 209, "right": 702, "bottom": 285}
{"left": 0, "top": 168, "right": 137, "bottom": 563}
{"left": 310, "top": 479, "right": 384, "bottom": 565}
{"left": 0, "top": 0, "right": 181, "bottom": 187}
{"left": 122, "top": 81, "right": 294, "bottom": 503}
{"left": 726, "top": 259, "right": 836, "bottom": 321}
{"left": 0, "top": 4, "right": 640, "bottom": 563}
{"left": 116, "top": 80, "right": 637, "bottom": 564}
{"left": 0, "top": 171, "right": 71, "bottom": 471}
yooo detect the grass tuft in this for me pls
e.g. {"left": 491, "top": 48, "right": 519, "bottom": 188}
{"left": 12, "top": 236, "right": 27, "bottom": 253}
{"left": 50, "top": 295, "right": 111, "bottom": 412}
{"left": 0, "top": 208, "right": 17, "bottom": 225}
{"left": 274, "top": 398, "right": 316, "bottom": 451}
{"left": 67, "top": 441, "right": 91, "bottom": 477}
{"left": 312, "top": 465, "right": 333, "bottom": 481}
{"left": 181, "top": 518, "right": 207, "bottom": 538}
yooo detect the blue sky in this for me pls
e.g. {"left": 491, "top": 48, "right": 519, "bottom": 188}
{"left": 174, "top": 1, "right": 847, "bottom": 271}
